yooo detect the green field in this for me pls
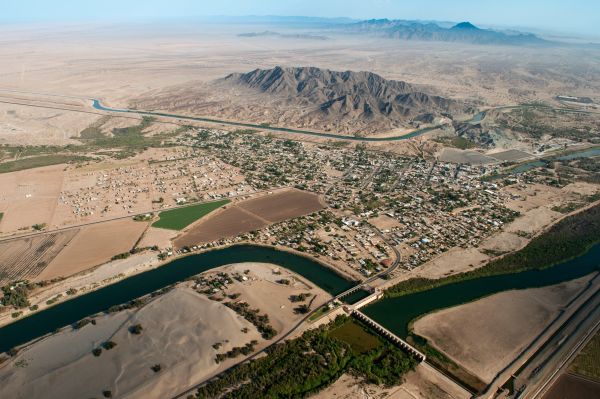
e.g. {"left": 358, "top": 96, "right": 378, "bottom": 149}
{"left": 570, "top": 330, "right": 600, "bottom": 381}
{"left": 152, "top": 199, "right": 230, "bottom": 230}
{"left": 0, "top": 155, "right": 91, "bottom": 174}
{"left": 329, "top": 319, "right": 382, "bottom": 354}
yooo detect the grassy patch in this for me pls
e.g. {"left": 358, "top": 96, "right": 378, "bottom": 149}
{"left": 329, "top": 319, "right": 382, "bottom": 354}
{"left": 0, "top": 155, "right": 92, "bottom": 173}
{"left": 569, "top": 330, "right": 600, "bottom": 381}
{"left": 152, "top": 199, "right": 230, "bottom": 230}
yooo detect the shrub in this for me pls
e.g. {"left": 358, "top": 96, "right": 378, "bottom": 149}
{"left": 151, "top": 364, "right": 162, "bottom": 373}
{"left": 102, "top": 341, "right": 117, "bottom": 350}
{"left": 129, "top": 324, "right": 143, "bottom": 335}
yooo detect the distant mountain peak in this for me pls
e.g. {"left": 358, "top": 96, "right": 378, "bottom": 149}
{"left": 343, "top": 19, "right": 550, "bottom": 46}
{"left": 452, "top": 22, "right": 479, "bottom": 30}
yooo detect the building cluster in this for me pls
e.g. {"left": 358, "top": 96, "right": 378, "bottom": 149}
{"left": 177, "top": 130, "right": 520, "bottom": 276}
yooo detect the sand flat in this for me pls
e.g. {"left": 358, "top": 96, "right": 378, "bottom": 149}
{"left": 413, "top": 276, "right": 593, "bottom": 383}
{"left": 0, "top": 287, "right": 260, "bottom": 399}
{"left": 0, "top": 164, "right": 65, "bottom": 233}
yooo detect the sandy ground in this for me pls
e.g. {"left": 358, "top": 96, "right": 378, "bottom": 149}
{"left": 0, "top": 286, "right": 261, "bottom": 399}
{"left": 0, "top": 164, "right": 65, "bottom": 233}
{"left": 369, "top": 214, "right": 401, "bottom": 231}
{"left": 209, "top": 262, "right": 332, "bottom": 336}
{"left": 136, "top": 226, "right": 177, "bottom": 250}
{"left": 315, "top": 362, "right": 471, "bottom": 399}
{"left": 35, "top": 219, "right": 148, "bottom": 280}
{"left": 413, "top": 275, "right": 594, "bottom": 383}
{"left": 0, "top": 261, "right": 333, "bottom": 398}
{"left": 0, "top": 102, "right": 96, "bottom": 145}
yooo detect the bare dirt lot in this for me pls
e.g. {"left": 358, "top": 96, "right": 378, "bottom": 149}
{"left": 35, "top": 219, "right": 148, "bottom": 280}
{"left": 0, "top": 229, "right": 78, "bottom": 285}
{"left": 237, "top": 189, "right": 324, "bottom": 223}
{"left": 542, "top": 373, "right": 600, "bottom": 399}
{"left": 314, "top": 362, "right": 471, "bottom": 399}
{"left": 413, "top": 275, "right": 593, "bottom": 383}
{"left": 0, "top": 164, "right": 65, "bottom": 233}
{"left": 175, "top": 189, "right": 324, "bottom": 248}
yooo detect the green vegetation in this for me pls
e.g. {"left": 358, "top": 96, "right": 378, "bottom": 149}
{"left": 1, "top": 282, "right": 31, "bottom": 309}
{"left": 195, "top": 316, "right": 415, "bottom": 398}
{"left": 569, "top": 330, "right": 600, "bottom": 381}
{"left": 102, "top": 341, "right": 117, "bottom": 350}
{"left": 151, "top": 364, "right": 162, "bottom": 373}
{"left": 215, "top": 340, "right": 258, "bottom": 363}
{"left": 328, "top": 319, "right": 382, "bottom": 354}
{"left": 386, "top": 204, "right": 600, "bottom": 298}
{"left": 32, "top": 223, "right": 47, "bottom": 231}
{"left": 152, "top": 199, "right": 230, "bottom": 230}
{"left": 224, "top": 301, "right": 277, "bottom": 340}
{"left": 0, "top": 212, "right": 3, "bottom": 222}
{"left": 129, "top": 324, "right": 143, "bottom": 335}
{"left": 0, "top": 155, "right": 92, "bottom": 174}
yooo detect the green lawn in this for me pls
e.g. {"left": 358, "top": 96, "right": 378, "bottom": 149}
{"left": 152, "top": 199, "right": 230, "bottom": 230}
{"left": 329, "top": 319, "right": 382, "bottom": 354}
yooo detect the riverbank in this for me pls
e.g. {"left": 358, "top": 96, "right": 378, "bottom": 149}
{"left": 384, "top": 202, "right": 600, "bottom": 299}
{"left": 0, "top": 245, "right": 355, "bottom": 354}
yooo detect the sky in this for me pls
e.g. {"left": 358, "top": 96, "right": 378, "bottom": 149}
{"left": 3, "top": 0, "right": 599, "bottom": 36}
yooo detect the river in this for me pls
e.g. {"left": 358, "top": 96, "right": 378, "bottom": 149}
{"left": 2, "top": 242, "right": 599, "bottom": 354}
{"left": 0, "top": 245, "right": 355, "bottom": 353}
{"left": 363, "top": 242, "right": 600, "bottom": 338}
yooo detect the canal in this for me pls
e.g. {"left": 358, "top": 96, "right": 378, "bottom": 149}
{"left": 0, "top": 245, "right": 355, "bottom": 353}
{"left": 363, "top": 242, "right": 600, "bottom": 338}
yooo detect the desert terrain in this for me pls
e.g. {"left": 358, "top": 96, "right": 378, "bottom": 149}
{"left": 413, "top": 275, "right": 596, "bottom": 383}
{"left": 0, "top": 15, "right": 598, "bottom": 399}
{"left": 0, "top": 262, "right": 331, "bottom": 399}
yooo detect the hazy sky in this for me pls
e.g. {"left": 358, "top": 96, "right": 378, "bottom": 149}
{"left": 3, "top": 0, "right": 599, "bottom": 36}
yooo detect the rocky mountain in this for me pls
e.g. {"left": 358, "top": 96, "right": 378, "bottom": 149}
{"left": 133, "top": 66, "right": 473, "bottom": 135}
{"left": 218, "top": 66, "right": 469, "bottom": 132}
{"left": 342, "top": 20, "right": 550, "bottom": 46}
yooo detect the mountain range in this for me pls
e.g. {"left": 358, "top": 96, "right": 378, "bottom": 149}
{"left": 339, "top": 20, "right": 550, "bottom": 46}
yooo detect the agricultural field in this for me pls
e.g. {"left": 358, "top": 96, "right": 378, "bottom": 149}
{"left": 174, "top": 189, "right": 325, "bottom": 248}
{"left": 0, "top": 230, "right": 79, "bottom": 285}
{"left": 543, "top": 373, "right": 600, "bottom": 399}
{"left": 569, "top": 330, "right": 600, "bottom": 381}
{"left": 237, "top": 189, "right": 324, "bottom": 223}
{"left": 152, "top": 199, "right": 230, "bottom": 230}
{"left": 35, "top": 219, "right": 147, "bottom": 280}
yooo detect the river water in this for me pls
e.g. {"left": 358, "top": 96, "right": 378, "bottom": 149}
{"left": 0, "top": 245, "right": 355, "bottom": 353}
{"left": 363, "top": 243, "right": 600, "bottom": 338}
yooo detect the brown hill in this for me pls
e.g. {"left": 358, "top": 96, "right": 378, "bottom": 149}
{"left": 133, "top": 66, "right": 472, "bottom": 135}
